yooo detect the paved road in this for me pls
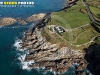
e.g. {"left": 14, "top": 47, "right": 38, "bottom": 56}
{"left": 83, "top": 0, "right": 100, "bottom": 25}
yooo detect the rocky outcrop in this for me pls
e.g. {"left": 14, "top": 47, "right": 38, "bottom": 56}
{"left": 20, "top": 28, "right": 87, "bottom": 73}
{"left": 0, "top": 18, "right": 17, "bottom": 26}
{"left": 26, "top": 13, "right": 46, "bottom": 22}
{"left": 0, "top": 13, "right": 46, "bottom": 26}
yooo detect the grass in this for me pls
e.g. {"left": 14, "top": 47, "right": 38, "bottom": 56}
{"left": 72, "top": 28, "right": 84, "bottom": 36}
{"left": 74, "top": 30, "right": 96, "bottom": 45}
{"left": 88, "top": 6, "right": 100, "bottom": 24}
{"left": 49, "top": 0, "right": 90, "bottom": 28}
{"left": 87, "top": 0, "right": 100, "bottom": 9}
{"left": 89, "top": 6, "right": 100, "bottom": 15}
{"left": 44, "top": 0, "right": 100, "bottom": 49}
{"left": 82, "top": 25, "right": 92, "bottom": 30}
{"left": 60, "top": 32, "right": 69, "bottom": 41}
{"left": 80, "top": 8, "right": 88, "bottom": 14}
{"left": 42, "top": 27, "right": 68, "bottom": 47}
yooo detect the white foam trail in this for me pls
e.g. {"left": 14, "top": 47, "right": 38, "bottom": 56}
{"left": 50, "top": 68, "right": 57, "bottom": 75}
{"left": 13, "top": 38, "right": 27, "bottom": 51}
{"left": 13, "top": 36, "right": 35, "bottom": 71}
{"left": 18, "top": 54, "right": 35, "bottom": 70}
{"left": 21, "top": 60, "right": 35, "bottom": 70}
{"left": 50, "top": 68, "right": 53, "bottom": 72}
{"left": 18, "top": 54, "right": 26, "bottom": 61}
{"left": 13, "top": 39, "right": 22, "bottom": 50}
{"left": 41, "top": 67, "right": 45, "bottom": 70}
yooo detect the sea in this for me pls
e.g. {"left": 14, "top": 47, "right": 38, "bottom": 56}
{"left": 0, "top": 0, "right": 87, "bottom": 75}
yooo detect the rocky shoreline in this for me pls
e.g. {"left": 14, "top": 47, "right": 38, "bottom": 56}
{"left": 0, "top": 13, "right": 46, "bottom": 26}
{"left": 0, "top": 18, "right": 17, "bottom": 26}
{"left": 19, "top": 27, "right": 87, "bottom": 74}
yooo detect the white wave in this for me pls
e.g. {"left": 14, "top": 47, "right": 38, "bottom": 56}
{"left": 13, "top": 38, "right": 27, "bottom": 51}
{"left": 50, "top": 68, "right": 53, "bottom": 72}
{"left": 21, "top": 60, "right": 35, "bottom": 70}
{"left": 50, "top": 68, "right": 57, "bottom": 75}
{"left": 53, "top": 71, "right": 56, "bottom": 75}
{"left": 12, "top": 27, "right": 15, "bottom": 28}
{"left": 18, "top": 54, "right": 35, "bottom": 70}
{"left": 72, "top": 63, "right": 79, "bottom": 68}
{"left": 13, "top": 39, "right": 22, "bottom": 50}
{"left": 18, "top": 54, "right": 26, "bottom": 61}
{"left": 22, "top": 31, "right": 26, "bottom": 38}
{"left": 41, "top": 67, "right": 45, "bottom": 70}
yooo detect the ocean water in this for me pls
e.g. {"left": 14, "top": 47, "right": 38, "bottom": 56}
{"left": 0, "top": 24, "right": 76, "bottom": 75}
{"left": 0, "top": 0, "right": 65, "bottom": 17}
{"left": 0, "top": 0, "right": 76, "bottom": 75}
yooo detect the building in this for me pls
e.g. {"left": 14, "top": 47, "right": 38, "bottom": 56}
{"left": 54, "top": 26, "right": 65, "bottom": 34}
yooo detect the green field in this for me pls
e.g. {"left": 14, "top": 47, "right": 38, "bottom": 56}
{"left": 44, "top": 0, "right": 100, "bottom": 49}
{"left": 72, "top": 28, "right": 84, "bottom": 36}
{"left": 49, "top": 0, "right": 90, "bottom": 28}
{"left": 89, "top": 6, "right": 100, "bottom": 15}
{"left": 42, "top": 27, "right": 68, "bottom": 47}
{"left": 60, "top": 32, "right": 69, "bottom": 41}
{"left": 74, "top": 30, "right": 95, "bottom": 45}
{"left": 87, "top": 0, "right": 100, "bottom": 9}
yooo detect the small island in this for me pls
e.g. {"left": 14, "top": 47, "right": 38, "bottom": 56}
{"left": 0, "top": 13, "right": 46, "bottom": 26}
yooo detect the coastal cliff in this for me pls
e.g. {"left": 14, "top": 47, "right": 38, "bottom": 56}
{"left": 19, "top": 28, "right": 87, "bottom": 74}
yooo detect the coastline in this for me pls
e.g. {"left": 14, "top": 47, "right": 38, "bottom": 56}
{"left": 17, "top": 23, "right": 87, "bottom": 74}
{"left": 12, "top": 0, "right": 91, "bottom": 74}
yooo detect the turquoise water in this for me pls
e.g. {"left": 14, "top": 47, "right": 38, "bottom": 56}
{"left": 0, "top": 0, "right": 77, "bottom": 75}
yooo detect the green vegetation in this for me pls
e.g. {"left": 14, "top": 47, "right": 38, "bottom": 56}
{"left": 42, "top": 27, "right": 68, "bottom": 47}
{"left": 72, "top": 28, "right": 84, "bottom": 36}
{"left": 49, "top": 0, "right": 90, "bottom": 28}
{"left": 87, "top": 0, "right": 100, "bottom": 9}
{"left": 95, "top": 36, "right": 100, "bottom": 44}
{"left": 44, "top": 0, "right": 100, "bottom": 49}
{"left": 89, "top": 6, "right": 100, "bottom": 15}
{"left": 80, "top": 8, "right": 88, "bottom": 14}
{"left": 87, "top": 0, "right": 100, "bottom": 21}
{"left": 74, "top": 30, "right": 96, "bottom": 45}
{"left": 60, "top": 32, "right": 69, "bottom": 41}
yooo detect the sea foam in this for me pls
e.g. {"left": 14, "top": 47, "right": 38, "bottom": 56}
{"left": 13, "top": 38, "right": 27, "bottom": 51}
{"left": 21, "top": 60, "right": 35, "bottom": 70}
{"left": 13, "top": 37, "right": 34, "bottom": 70}
{"left": 18, "top": 54, "right": 35, "bottom": 70}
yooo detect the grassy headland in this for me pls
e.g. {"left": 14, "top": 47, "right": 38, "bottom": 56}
{"left": 44, "top": 0, "right": 100, "bottom": 49}
{"left": 49, "top": 0, "right": 90, "bottom": 28}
